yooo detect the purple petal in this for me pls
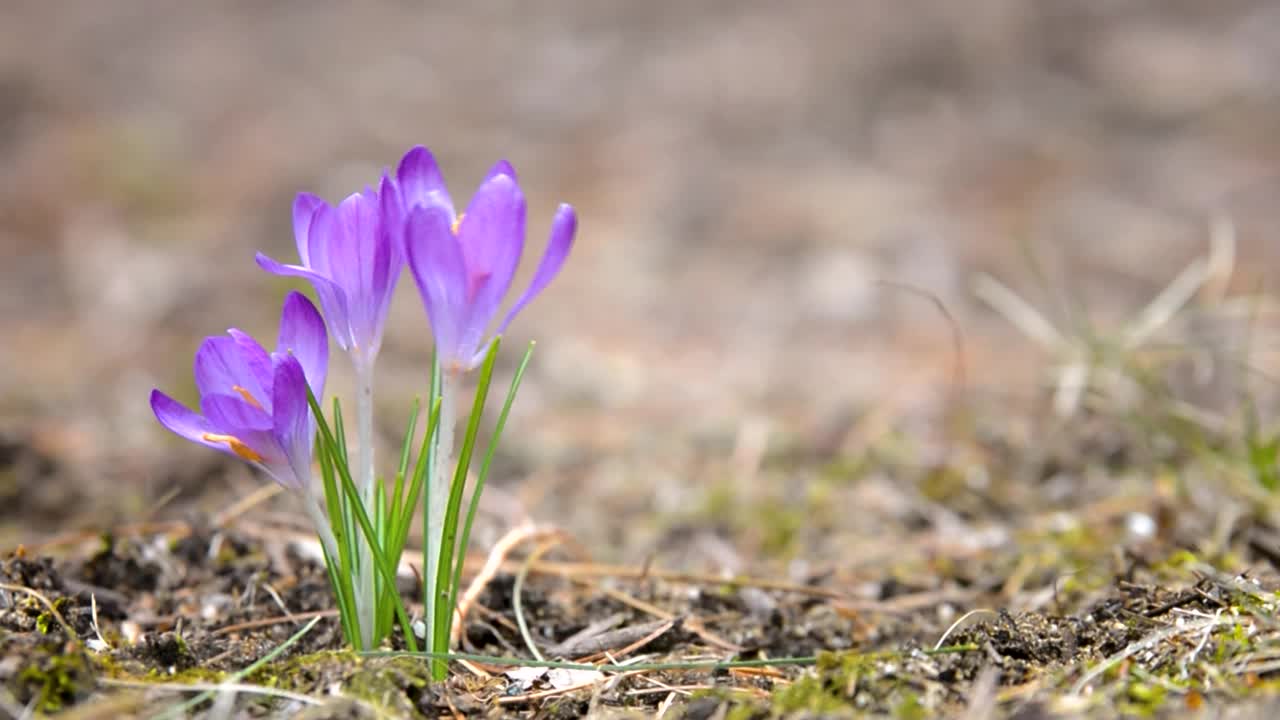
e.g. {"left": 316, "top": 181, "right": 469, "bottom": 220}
{"left": 276, "top": 291, "right": 329, "bottom": 399}
{"left": 499, "top": 203, "right": 576, "bottom": 335}
{"left": 326, "top": 191, "right": 383, "bottom": 348}
{"left": 270, "top": 354, "right": 313, "bottom": 491}
{"left": 484, "top": 159, "right": 517, "bottom": 183}
{"left": 202, "top": 393, "right": 273, "bottom": 432}
{"left": 151, "top": 390, "right": 224, "bottom": 453}
{"left": 396, "top": 145, "right": 454, "bottom": 218}
{"left": 256, "top": 252, "right": 354, "bottom": 350}
{"left": 379, "top": 171, "right": 406, "bottom": 252}
{"left": 194, "top": 336, "right": 266, "bottom": 405}
{"left": 303, "top": 203, "right": 338, "bottom": 277}
{"left": 225, "top": 330, "right": 273, "bottom": 408}
{"left": 406, "top": 205, "right": 468, "bottom": 365}
{"left": 155, "top": 390, "right": 277, "bottom": 469}
{"left": 293, "top": 193, "right": 326, "bottom": 267}
{"left": 455, "top": 174, "right": 525, "bottom": 355}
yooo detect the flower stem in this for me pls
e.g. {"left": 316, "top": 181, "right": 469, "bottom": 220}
{"left": 424, "top": 372, "right": 456, "bottom": 661}
{"left": 302, "top": 490, "right": 341, "bottom": 570}
{"left": 353, "top": 360, "right": 377, "bottom": 650}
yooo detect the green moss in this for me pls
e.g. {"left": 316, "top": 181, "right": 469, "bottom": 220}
{"left": 250, "top": 649, "right": 433, "bottom": 716}
{"left": 893, "top": 691, "right": 927, "bottom": 720}
{"left": 1120, "top": 679, "right": 1167, "bottom": 716}
{"left": 341, "top": 657, "right": 432, "bottom": 718}
{"left": 15, "top": 647, "right": 94, "bottom": 713}
{"left": 252, "top": 649, "right": 361, "bottom": 690}
{"left": 770, "top": 652, "right": 875, "bottom": 716}
{"left": 35, "top": 596, "right": 72, "bottom": 635}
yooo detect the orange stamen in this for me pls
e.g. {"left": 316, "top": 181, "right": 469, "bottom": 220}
{"left": 451, "top": 213, "right": 466, "bottom": 235}
{"left": 201, "top": 433, "right": 264, "bottom": 462}
{"left": 231, "top": 385, "right": 264, "bottom": 410}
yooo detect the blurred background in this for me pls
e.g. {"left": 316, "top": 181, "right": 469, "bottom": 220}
{"left": 3, "top": 1, "right": 1280, "bottom": 566}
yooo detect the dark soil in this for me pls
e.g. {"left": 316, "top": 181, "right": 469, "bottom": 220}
{"left": 6, "top": 416, "right": 1280, "bottom": 719}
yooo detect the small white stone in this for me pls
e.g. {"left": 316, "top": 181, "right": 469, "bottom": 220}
{"left": 1126, "top": 512, "right": 1157, "bottom": 541}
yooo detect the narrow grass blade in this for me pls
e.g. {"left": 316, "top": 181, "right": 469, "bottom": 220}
{"left": 445, "top": 340, "right": 535, "bottom": 648}
{"left": 431, "top": 338, "right": 502, "bottom": 676}
{"left": 388, "top": 398, "right": 420, "bottom": 536}
{"left": 394, "top": 396, "right": 442, "bottom": 559}
{"left": 308, "top": 388, "right": 418, "bottom": 652}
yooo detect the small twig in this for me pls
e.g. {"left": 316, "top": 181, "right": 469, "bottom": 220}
{"left": 260, "top": 582, "right": 294, "bottom": 621}
{"left": 514, "top": 540, "right": 563, "bottom": 662}
{"left": 88, "top": 594, "right": 110, "bottom": 652}
{"left": 98, "top": 679, "right": 321, "bottom": 706}
{"left": 1182, "top": 609, "right": 1221, "bottom": 679}
{"left": 570, "top": 618, "right": 679, "bottom": 663}
{"left": 212, "top": 608, "right": 336, "bottom": 636}
{"left": 571, "top": 578, "right": 742, "bottom": 652}
{"left": 655, "top": 691, "right": 677, "bottom": 719}
{"left": 213, "top": 481, "right": 281, "bottom": 527}
{"left": 450, "top": 524, "right": 564, "bottom": 646}
{"left": 497, "top": 676, "right": 605, "bottom": 706}
{"left": 627, "top": 685, "right": 704, "bottom": 698}
{"left": 141, "top": 485, "right": 184, "bottom": 522}
{"left": 516, "top": 561, "right": 848, "bottom": 600}
{"left": 0, "top": 582, "right": 75, "bottom": 640}
{"left": 547, "top": 612, "right": 627, "bottom": 656}
{"left": 973, "top": 273, "right": 1065, "bottom": 350}
{"left": 935, "top": 609, "right": 996, "bottom": 651}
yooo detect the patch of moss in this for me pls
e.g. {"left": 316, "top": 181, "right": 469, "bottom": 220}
{"left": 35, "top": 596, "right": 71, "bottom": 635}
{"left": 893, "top": 691, "right": 927, "bottom": 720}
{"left": 253, "top": 649, "right": 362, "bottom": 691}
{"left": 14, "top": 645, "right": 94, "bottom": 713}
{"left": 1120, "top": 679, "right": 1168, "bottom": 717}
{"left": 770, "top": 651, "right": 876, "bottom": 716}
{"left": 342, "top": 656, "right": 434, "bottom": 718}
{"left": 253, "top": 649, "right": 436, "bottom": 715}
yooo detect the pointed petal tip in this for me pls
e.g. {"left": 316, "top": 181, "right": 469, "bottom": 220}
{"left": 151, "top": 389, "right": 212, "bottom": 444}
{"left": 495, "top": 202, "right": 575, "bottom": 335}
{"left": 281, "top": 289, "right": 312, "bottom": 312}
{"left": 486, "top": 159, "right": 517, "bottom": 182}
{"left": 277, "top": 291, "right": 329, "bottom": 397}
{"left": 293, "top": 192, "right": 325, "bottom": 213}
{"left": 396, "top": 145, "right": 441, "bottom": 184}
{"left": 256, "top": 251, "right": 286, "bottom": 274}
{"left": 400, "top": 144, "right": 433, "bottom": 164}
{"left": 553, "top": 203, "right": 578, "bottom": 235}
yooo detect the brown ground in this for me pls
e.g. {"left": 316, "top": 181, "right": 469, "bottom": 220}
{"left": 6, "top": 2, "right": 1280, "bottom": 717}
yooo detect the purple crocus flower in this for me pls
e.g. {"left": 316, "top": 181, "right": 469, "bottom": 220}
{"left": 394, "top": 146, "right": 576, "bottom": 373}
{"left": 150, "top": 292, "right": 329, "bottom": 491}
{"left": 256, "top": 177, "right": 402, "bottom": 370}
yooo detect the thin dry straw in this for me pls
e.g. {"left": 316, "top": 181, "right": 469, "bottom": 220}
{"left": 363, "top": 643, "right": 981, "bottom": 673}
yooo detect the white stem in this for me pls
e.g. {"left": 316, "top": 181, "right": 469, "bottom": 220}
{"left": 301, "top": 490, "right": 340, "bottom": 569}
{"left": 356, "top": 359, "right": 377, "bottom": 501}
{"left": 353, "top": 360, "right": 377, "bottom": 650}
{"left": 424, "top": 372, "right": 456, "bottom": 649}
